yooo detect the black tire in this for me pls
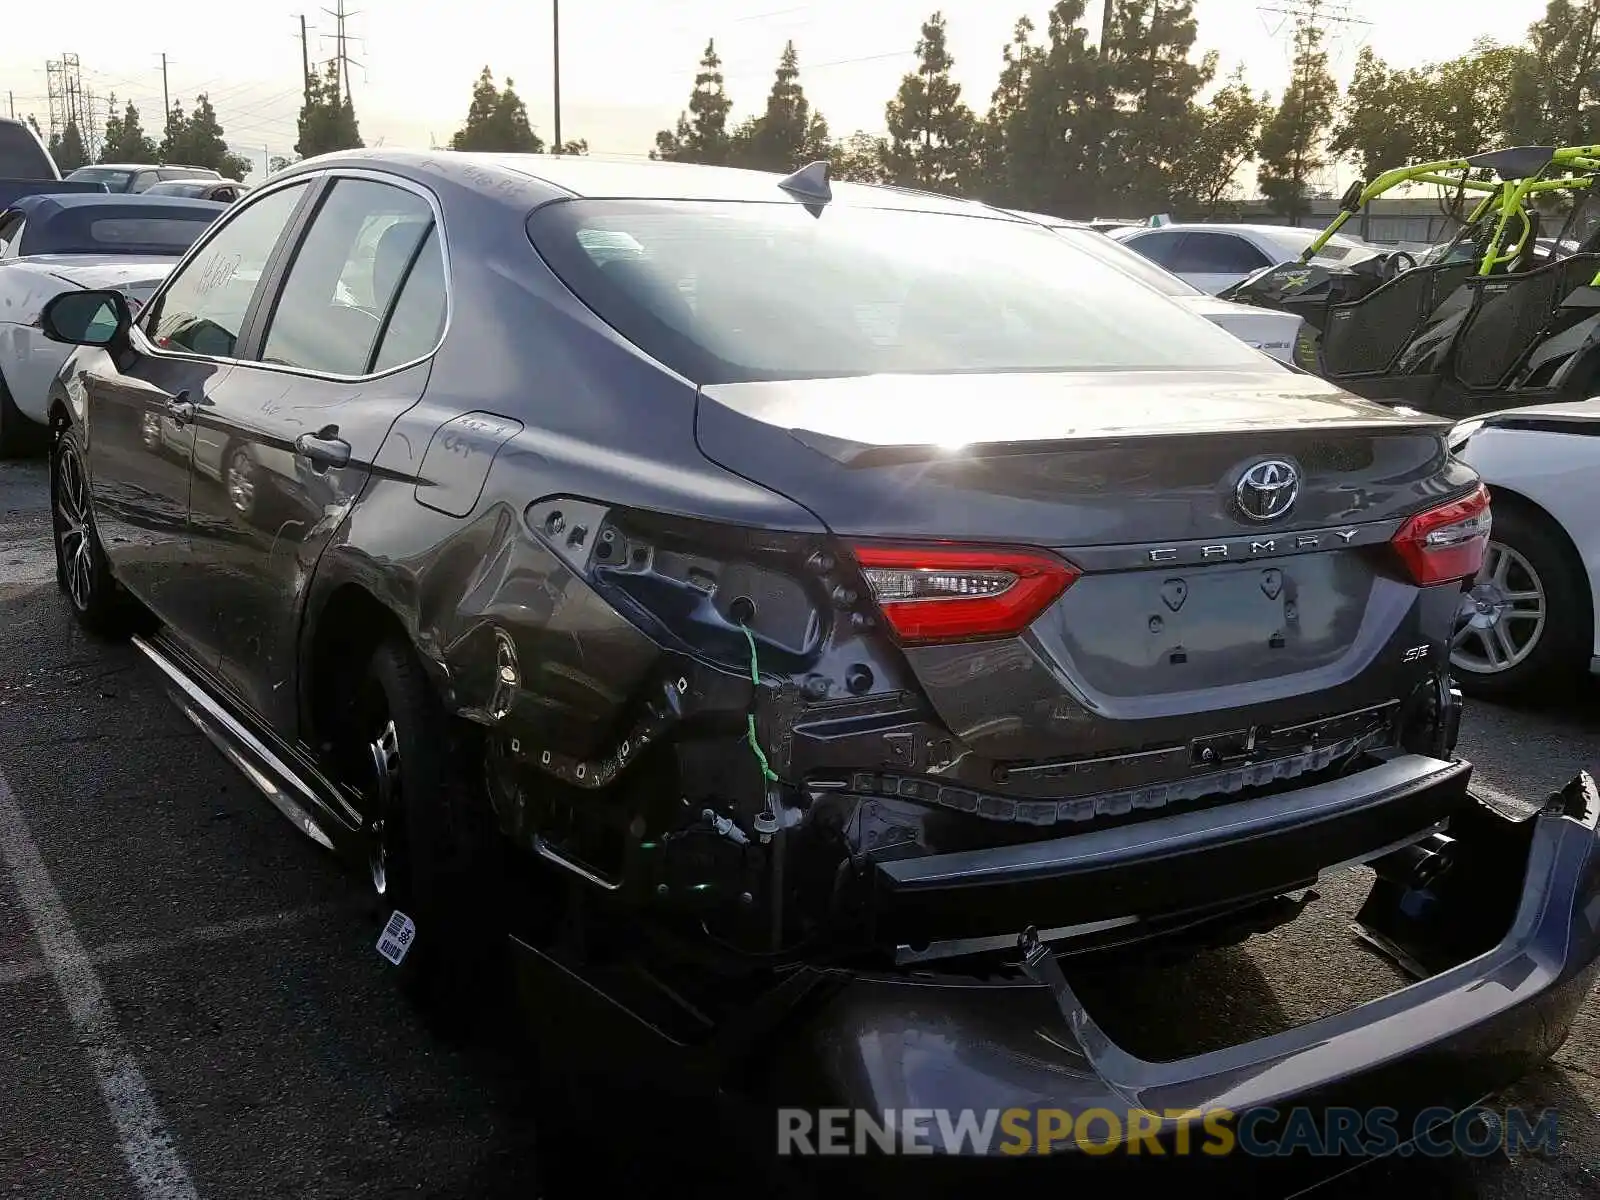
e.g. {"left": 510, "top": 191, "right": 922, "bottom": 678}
{"left": 347, "top": 636, "right": 510, "bottom": 1034}
{"left": 51, "top": 426, "right": 141, "bottom": 639}
{"left": 1450, "top": 502, "right": 1591, "bottom": 701}
{"left": 0, "top": 370, "right": 47, "bottom": 460}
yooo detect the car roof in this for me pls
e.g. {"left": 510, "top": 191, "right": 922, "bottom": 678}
{"left": 1125, "top": 222, "right": 1364, "bottom": 245}
{"left": 75, "top": 162, "right": 217, "bottom": 172}
{"left": 277, "top": 149, "right": 1028, "bottom": 218}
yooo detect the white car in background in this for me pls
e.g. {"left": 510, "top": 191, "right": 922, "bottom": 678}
{"left": 1010, "top": 211, "right": 1307, "bottom": 364}
{"left": 0, "top": 191, "right": 224, "bottom": 455}
{"left": 1110, "top": 222, "right": 1382, "bottom": 294}
{"left": 1448, "top": 402, "right": 1600, "bottom": 699}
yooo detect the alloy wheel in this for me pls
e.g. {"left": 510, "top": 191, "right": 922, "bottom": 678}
{"left": 1450, "top": 540, "right": 1546, "bottom": 675}
{"left": 54, "top": 442, "right": 95, "bottom": 612}
{"left": 226, "top": 448, "right": 256, "bottom": 515}
{"left": 366, "top": 718, "right": 401, "bottom": 896}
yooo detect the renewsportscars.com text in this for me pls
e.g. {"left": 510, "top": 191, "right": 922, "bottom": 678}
{"left": 776, "top": 1105, "right": 1558, "bottom": 1157}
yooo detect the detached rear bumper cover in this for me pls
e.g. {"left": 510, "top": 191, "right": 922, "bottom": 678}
{"left": 769, "top": 773, "right": 1600, "bottom": 1149}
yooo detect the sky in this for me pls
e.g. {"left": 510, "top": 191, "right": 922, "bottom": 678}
{"left": 0, "top": 0, "right": 1555, "bottom": 183}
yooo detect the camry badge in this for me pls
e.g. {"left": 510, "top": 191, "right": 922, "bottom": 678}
{"left": 1235, "top": 459, "right": 1300, "bottom": 522}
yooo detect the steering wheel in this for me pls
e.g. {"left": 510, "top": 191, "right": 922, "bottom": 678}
{"left": 1386, "top": 250, "right": 1417, "bottom": 277}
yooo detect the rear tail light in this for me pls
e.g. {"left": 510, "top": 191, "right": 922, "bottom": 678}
{"left": 1390, "top": 483, "right": 1491, "bottom": 586}
{"left": 851, "top": 543, "right": 1080, "bottom": 644}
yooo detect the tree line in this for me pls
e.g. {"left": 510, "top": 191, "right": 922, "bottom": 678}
{"left": 650, "top": 0, "right": 1600, "bottom": 222}
{"left": 25, "top": 94, "right": 254, "bottom": 181}
{"left": 24, "top": 0, "right": 1599, "bottom": 206}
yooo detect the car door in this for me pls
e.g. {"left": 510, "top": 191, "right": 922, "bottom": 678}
{"left": 1166, "top": 231, "right": 1274, "bottom": 295}
{"left": 183, "top": 171, "right": 447, "bottom": 737}
{"left": 80, "top": 179, "right": 316, "bottom": 647}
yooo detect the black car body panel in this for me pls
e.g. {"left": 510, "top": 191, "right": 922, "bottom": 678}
{"left": 39, "top": 150, "right": 1595, "bottom": 1153}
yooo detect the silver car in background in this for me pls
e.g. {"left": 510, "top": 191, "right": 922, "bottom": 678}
{"left": 1010, "top": 211, "right": 1307, "bottom": 365}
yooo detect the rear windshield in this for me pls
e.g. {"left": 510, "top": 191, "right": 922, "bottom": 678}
{"left": 1048, "top": 225, "right": 1200, "bottom": 297}
{"left": 66, "top": 167, "right": 135, "bottom": 191}
{"left": 0, "top": 121, "right": 56, "bottom": 180}
{"left": 35, "top": 211, "right": 214, "bottom": 255}
{"left": 527, "top": 199, "right": 1270, "bottom": 384}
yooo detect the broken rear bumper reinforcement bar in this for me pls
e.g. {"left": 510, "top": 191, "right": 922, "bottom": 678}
{"left": 511, "top": 764, "right": 1600, "bottom": 1162}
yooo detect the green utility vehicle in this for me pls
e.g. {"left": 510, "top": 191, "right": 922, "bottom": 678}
{"left": 1221, "top": 145, "right": 1600, "bottom": 417}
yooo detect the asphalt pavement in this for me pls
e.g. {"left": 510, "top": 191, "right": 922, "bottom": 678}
{"left": 2, "top": 454, "right": 1598, "bottom": 1199}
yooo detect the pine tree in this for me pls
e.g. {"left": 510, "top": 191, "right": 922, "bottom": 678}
{"left": 1020, "top": 0, "right": 1109, "bottom": 216}
{"left": 296, "top": 58, "right": 364, "bottom": 159}
{"left": 737, "top": 41, "right": 816, "bottom": 171}
{"left": 979, "top": 17, "right": 1047, "bottom": 204}
{"left": 160, "top": 94, "right": 251, "bottom": 178}
{"left": 450, "top": 67, "right": 545, "bottom": 152}
{"left": 48, "top": 122, "right": 89, "bottom": 172}
{"left": 99, "top": 96, "right": 158, "bottom": 163}
{"left": 1101, "top": 0, "right": 1215, "bottom": 209}
{"left": 653, "top": 40, "right": 734, "bottom": 163}
{"left": 1257, "top": 17, "right": 1339, "bottom": 222}
{"left": 883, "top": 12, "right": 979, "bottom": 193}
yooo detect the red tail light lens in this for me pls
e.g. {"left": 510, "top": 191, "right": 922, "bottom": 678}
{"left": 851, "top": 543, "right": 1080, "bottom": 644}
{"left": 1390, "top": 483, "right": 1491, "bottom": 586}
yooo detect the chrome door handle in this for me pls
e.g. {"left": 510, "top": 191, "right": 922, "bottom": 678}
{"left": 294, "top": 429, "right": 352, "bottom": 469}
{"left": 166, "top": 390, "right": 195, "bottom": 425}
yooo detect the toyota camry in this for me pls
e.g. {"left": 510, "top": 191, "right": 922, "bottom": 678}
{"left": 35, "top": 150, "right": 1600, "bottom": 1165}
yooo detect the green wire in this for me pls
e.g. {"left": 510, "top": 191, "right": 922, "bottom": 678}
{"left": 740, "top": 623, "right": 779, "bottom": 783}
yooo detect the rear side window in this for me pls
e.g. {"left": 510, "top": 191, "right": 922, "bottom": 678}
{"left": 371, "top": 226, "right": 447, "bottom": 371}
{"left": 527, "top": 200, "right": 1264, "bottom": 385}
{"left": 79, "top": 215, "right": 215, "bottom": 254}
{"left": 1170, "top": 233, "right": 1271, "bottom": 274}
{"left": 259, "top": 178, "right": 436, "bottom": 375}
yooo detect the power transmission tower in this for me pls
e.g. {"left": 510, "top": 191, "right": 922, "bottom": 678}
{"left": 322, "top": 0, "right": 363, "bottom": 106}
{"left": 1259, "top": 0, "right": 1371, "bottom": 214}
{"left": 1259, "top": 0, "right": 1371, "bottom": 67}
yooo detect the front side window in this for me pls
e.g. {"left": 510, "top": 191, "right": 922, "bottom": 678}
{"left": 144, "top": 181, "right": 310, "bottom": 358}
{"left": 1122, "top": 230, "right": 1186, "bottom": 267}
{"left": 259, "top": 178, "right": 435, "bottom": 375}
{"left": 527, "top": 200, "right": 1267, "bottom": 385}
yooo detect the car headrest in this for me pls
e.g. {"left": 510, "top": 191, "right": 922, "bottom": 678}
{"left": 373, "top": 220, "right": 430, "bottom": 304}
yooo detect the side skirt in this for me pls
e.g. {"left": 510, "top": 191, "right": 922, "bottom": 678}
{"left": 131, "top": 632, "right": 357, "bottom": 853}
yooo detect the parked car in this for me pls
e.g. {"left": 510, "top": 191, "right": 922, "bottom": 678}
{"left": 63, "top": 163, "right": 222, "bottom": 194}
{"left": 142, "top": 178, "right": 249, "bottom": 203}
{"left": 0, "top": 116, "right": 111, "bottom": 210}
{"left": 1448, "top": 400, "right": 1600, "bottom": 698}
{"left": 1112, "top": 221, "right": 1380, "bottom": 294}
{"left": 35, "top": 151, "right": 1600, "bottom": 1148}
{"left": 1009, "top": 210, "right": 1307, "bottom": 364}
{"left": 0, "top": 116, "right": 59, "bottom": 180}
{"left": 0, "top": 192, "right": 225, "bottom": 455}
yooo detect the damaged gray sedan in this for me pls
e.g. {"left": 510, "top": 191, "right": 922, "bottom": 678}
{"left": 35, "top": 150, "right": 1600, "bottom": 1163}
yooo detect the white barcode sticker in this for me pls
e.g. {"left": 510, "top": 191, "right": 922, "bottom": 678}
{"left": 377, "top": 910, "right": 416, "bottom": 965}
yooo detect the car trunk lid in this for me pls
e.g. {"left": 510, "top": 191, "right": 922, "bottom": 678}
{"left": 696, "top": 367, "right": 1483, "bottom": 763}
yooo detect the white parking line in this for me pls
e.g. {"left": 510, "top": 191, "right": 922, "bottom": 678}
{"left": 0, "top": 767, "right": 202, "bottom": 1200}
{"left": 0, "top": 903, "right": 335, "bottom": 986}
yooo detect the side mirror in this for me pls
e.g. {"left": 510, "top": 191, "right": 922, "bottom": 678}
{"left": 40, "top": 289, "right": 131, "bottom": 347}
{"left": 1339, "top": 179, "right": 1367, "bottom": 212}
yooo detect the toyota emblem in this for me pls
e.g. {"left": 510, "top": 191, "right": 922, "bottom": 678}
{"left": 1235, "top": 459, "right": 1300, "bottom": 521}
